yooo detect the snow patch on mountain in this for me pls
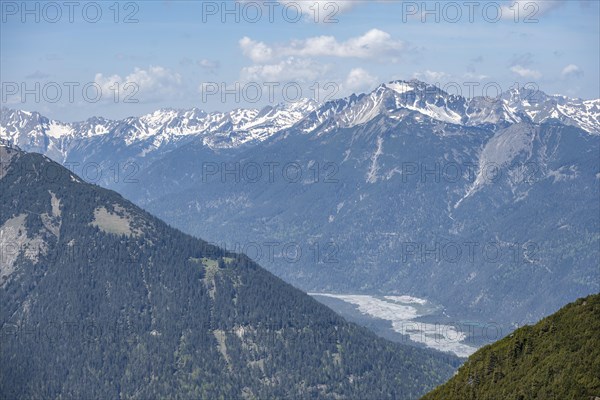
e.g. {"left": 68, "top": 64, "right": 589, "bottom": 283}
{"left": 385, "top": 81, "right": 415, "bottom": 95}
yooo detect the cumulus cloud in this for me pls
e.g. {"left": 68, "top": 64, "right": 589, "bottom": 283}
{"left": 413, "top": 70, "right": 450, "bottom": 82}
{"left": 290, "top": 29, "right": 404, "bottom": 59}
{"left": 240, "top": 57, "right": 332, "bottom": 82}
{"left": 94, "top": 66, "right": 182, "bottom": 103}
{"left": 463, "top": 72, "right": 489, "bottom": 80}
{"left": 239, "top": 29, "right": 404, "bottom": 63}
{"left": 509, "top": 65, "right": 542, "bottom": 79}
{"left": 561, "top": 64, "right": 583, "bottom": 78}
{"left": 240, "top": 37, "right": 274, "bottom": 63}
{"left": 345, "top": 68, "right": 378, "bottom": 92}
{"left": 238, "top": 29, "right": 405, "bottom": 87}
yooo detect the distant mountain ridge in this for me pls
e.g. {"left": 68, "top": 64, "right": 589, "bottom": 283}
{"left": 2, "top": 80, "right": 598, "bottom": 158}
{"left": 0, "top": 98, "right": 319, "bottom": 154}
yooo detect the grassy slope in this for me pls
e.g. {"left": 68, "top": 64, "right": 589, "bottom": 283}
{"left": 421, "top": 293, "right": 600, "bottom": 400}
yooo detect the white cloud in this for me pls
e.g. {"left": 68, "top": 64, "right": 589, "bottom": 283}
{"left": 291, "top": 29, "right": 404, "bottom": 58}
{"left": 413, "top": 70, "right": 450, "bottom": 82}
{"left": 345, "top": 68, "right": 378, "bottom": 92}
{"left": 240, "top": 29, "right": 404, "bottom": 63}
{"left": 240, "top": 37, "right": 274, "bottom": 63}
{"left": 509, "top": 65, "right": 542, "bottom": 79}
{"left": 94, "top": 66, "right": 182, "bottom": 103}
{"left": 240, "top": 57, "right": 332, "bottom": 82}
{"left": 561, "top": 64, "right": 583, "bottom": 78}
{"left": 463, "top": 72, "right": 489, "bottom": 80}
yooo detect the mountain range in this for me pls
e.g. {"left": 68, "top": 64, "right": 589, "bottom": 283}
{"left": 2, "top": 78, "right": 599, "bottom": 340}
{"left": 2, "top": 80, "right": 598, "bottom": 157}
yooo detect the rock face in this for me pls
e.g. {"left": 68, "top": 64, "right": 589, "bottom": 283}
{"left": 0, "top": 145, "right": 459, "bottom": 400}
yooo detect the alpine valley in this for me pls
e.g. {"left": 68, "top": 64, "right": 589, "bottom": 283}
{"left": 0, "top": 145, "right": 461, "bottom": 399}
{"left": 2, "top": 79, "right": 599, "bottom": 349}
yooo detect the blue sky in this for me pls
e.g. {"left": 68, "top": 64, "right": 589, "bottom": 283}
{"left": 1, "top": 0, "right": 598, "bottom": 121}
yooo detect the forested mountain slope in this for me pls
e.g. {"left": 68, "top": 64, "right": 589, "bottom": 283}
{"left": 421, "top": 294, "right": 600, "bottom": 400}
{"left": 0, "top": 145, "right": 459, "bottom": 399}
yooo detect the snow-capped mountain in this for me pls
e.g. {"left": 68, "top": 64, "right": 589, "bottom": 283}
{"left": 0, "top": 98, "right": 319, "bottom": 155}
{"left": 295, "top": 80, "right": 469, "bottom": 134}
{"left": 499, "top": 88, "right": 600, "bottom": 134}
{"left": 296, "top": 79, "right": 599, "bottom": 134}
{"left": 2, "top": 80, "right": 597, "bottom": 158}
